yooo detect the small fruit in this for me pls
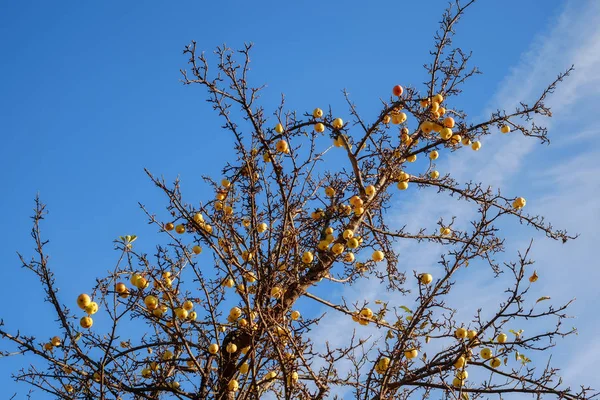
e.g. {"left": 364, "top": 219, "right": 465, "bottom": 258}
{"left": 115, "top": 282, "right": 128, "bottom": 294}
{"left": 165, "top": 222, "right": 174, "bottom": 231}
{"left": 440, "top": 128, "right": 452, "bottom": 140}
{"left": 315, "top": 122, "right": 325, "bottom": 133}
{"left": 454, "top": 356, "right": 466, "bottom": 369}
{"left": 208, "top": 343, "right": 219, "bottom": 354}
{"left": 275, "top": 123, "right": 284, "bottom": 134}
{"left": 291, "top": 310, "right": 301, "bottom": 320}
{"left": 144, "top": 296, "right": 159, "bottom": 310}
{"left": 344, "top": 252, "right": 355, "bottom": 263}
{"left": 276, "top": 140, "right": 289, "bottom": 154}
{"left": 175, "top": 308, "right": 188, "bottom": 320}
{"left": 271, "top": 286, "right": 282, "bottom": 298}
{"left": 429, "top": 150, "right": 439, "bottom": 160}
{"left": 440, "top": 227, "right": 451, "bottom": 236}
{"left": 192, "top": 245, "right": 202, "bottom": 255}
{"left": 430, "top": 170, "right": 440, "bottom": 179}
{"left": 365, "top": 185, "right": 375, "bottom": 196}
{"left": 452, "top": 377, "right": 464, "bottom": 388}
{"left": 404, "top": 349, "right": 418, "bottom": 359}
{"left": 443, "top": 117, "right": 455, "bottom": 128}
{"left": 392, "top": 85, "right": 404, "bottom": 96}
{"left": 226, "top": 343, "right": 237, "bottom": 353}
{"left": 480, "top": 347, "right": 492, "bottom": 360}
{"left": 332, "top": 243, "right": 345, "bottom": 255}
{"left": 467, "top": 330, "right": 478, "bottom": 340}
{"left": 240, "top": 362, "right": 249, "bottom": 374}
{"left": 51, "top": 336, "right": 61, "bottom": 347}
{"left": 433, "top": 93, "right": 444, "bottom": 103}
{"left": 80, "top": 316, "right": 93, "bottom": 329}
{"left": 175, "top": 224, "right": 185, "bottom": 234}
{"left": 183, "top": 300, "right": 194, "bottom": 311}
{"left": 332, "top": 118, "right": 344, "bottom": 129}
{"left": 313, "top": 108, "right": 323, "bottom": 118}
{"left": 450, "top": 134, "right": 462, "bottom": 145}
{"left": 325, "top": 186, "right": 336, "bottom": 197}
{"left": 229, "top": 307, "right": 242, "bottom": 319}
{"left": 77, "top": 294, "right": 91, "bottom": 310}
{"left": 420, "top": 121, "right": 434, "bottom": 134}
{"left": 513, "top": 197, "right": 526, "bottom": 210}
{"left": 496, "top": 333, "right": 507, "bottom": 344}
{"left": 257, "top": 222, "right": 268, "bottom": 233}
{"left": 490, "top": 357, "right": 502, "bottom": 368}
{"left": 372, "top": 250, "right": 385, "bottom": 262}
{"left": 456, "top": 370, "right": 468, "bottom": 380}
{"left": 382, "top": 115, "right": 391, "bottom": 124}
{"left": 420, "top": 273, "right": 433, "bottom": 285}
{"left": 360, "top": 308, "right": 373, "bottom": 318}
{"left": 189, "top": 311, "right": 197, "bottom": 321}
{"left": 346, "top": 238, "right": 359, "bottom": 249}
{"left": 302, "top": 251, "right": 314, "bottom": 264}
{"left": 501, "top": 125, "right": 511, "bottom": 134}
{"left": 455, "top": 327, "right": 468, "bottom": 339}
{"left": 407, "top": 154, "right": 417, "bottom": 162}
{"left": 397, "top": 181, "right": 409, "bottom": 190}
{"left": 471, "top": 141, "right": 482, "bottom": 151}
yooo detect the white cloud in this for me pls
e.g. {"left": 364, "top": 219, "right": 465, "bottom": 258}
{"left": 307, "top": 0, "right": 600, "bottom": 394}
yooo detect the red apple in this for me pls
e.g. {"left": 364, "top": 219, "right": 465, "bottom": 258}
{"left": 392, "top": 85, "right": 404, "bottom": 97}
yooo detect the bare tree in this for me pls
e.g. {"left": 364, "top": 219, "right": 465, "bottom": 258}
{"left": 1, "top": 1, "right": 595, "bottom": 399}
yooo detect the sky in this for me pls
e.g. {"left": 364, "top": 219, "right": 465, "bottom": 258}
{"left": 1, "top": 0, "right": 598, "bottom": 398}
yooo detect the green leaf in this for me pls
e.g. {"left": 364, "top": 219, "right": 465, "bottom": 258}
{"left": 400, "top": 306, "right": 413, "bottom": 314}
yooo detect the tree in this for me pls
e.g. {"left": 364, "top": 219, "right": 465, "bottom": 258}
{"left": 0, "top": 2, "right": 595, "bottom": 399}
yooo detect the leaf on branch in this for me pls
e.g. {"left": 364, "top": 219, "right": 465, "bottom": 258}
{"left": 536, "top": 296, "right": 551, "bottom": 303}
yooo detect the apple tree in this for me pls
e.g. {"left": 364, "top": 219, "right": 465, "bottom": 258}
{"left": 0, "top": 1, "right": 595, "bottom": 399}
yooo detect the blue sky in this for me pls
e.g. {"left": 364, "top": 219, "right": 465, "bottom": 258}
{"left": 1, "top": 0, "right": 598, "bottom": 397}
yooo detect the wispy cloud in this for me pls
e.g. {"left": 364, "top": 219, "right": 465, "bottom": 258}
{"left": 308, "top": 0, "right": 600, "bottom": 393}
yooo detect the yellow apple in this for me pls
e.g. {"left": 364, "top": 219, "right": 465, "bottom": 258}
{"left": 226, "top": 343, "right": 237, "bottom": 353}
{"left": 440, "top": 127, "right": 452, "bottom": 140}
{"left": 240, "top": 362, "right": 249, "bottom": 374}
{"left": 144, "top": 296, "right": 158, "bottom": 310}
{"left": 332, "top": 118, "right": 344, "bottom": 129}
{"left": 420, "top": 273, "right": 433, "bottom": 285}
{"left": 77, "top": 294, "right": 91, "bottom": 310}
{"left": 454, "top": 356, "right": 466, "bottom": 369}
{"left": 501, "top": 125, "right": 511, "bottom": 134}
{"left": 496, "top": 333, "right": 507, "bottom": 344}
{"left": 291, "top": 310, "right": 301, "bottom": 320}
{"left": 302, "top": 251, "right": 314, "bottom": 264}
{"left": 192, "top": 245, "right": 202, "bottom": 255}
{"left": 397, "top": 181, "right": 409, "bottom": 190}
{"left": 183, "top": 300, "right": 194, "bottom": 311}
{"left": 165, "top": 222, "right": 174, "bottom": 231}
{"left": 429, "top": 150, "right": 439, "bottom": 160}
{"left": 372, "top": 250, "right": 385, "bottom": 262}
{"left": 471, "top": 141, "right": 482, "bottom": 151}
{"left": 276, "top": 140, "right": 289, "bottom": 154}
{"left": 455, "top": 327, "right": 468, "bottom": 339}
{"left": 430, "top": 170, "right": 440, "bottom": 179}
{"left": 490, "top": 357, "right": 501, "bottom": 368}
{"left": 208, "top": 343, "right": 219, "bottom": 354}
{"left": 405, "top": 349, "right": 418, "bottom": 359}
{"left": 480, "top": 348, "right": 492, "bottom": 359}
{"left": 275, "top": 123, "right": 284, "bottom": 134}
{"left": 80, "top": 316, "right": 93, "bottom": 329}
{"left": 315, "top": 122, "right": 325, "bottom": 133}
{"left": 443, "top": 117, "right": 455, "bottom": 128}
{"left": 313, "top": 108, "right": 323, "bottom": 118}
